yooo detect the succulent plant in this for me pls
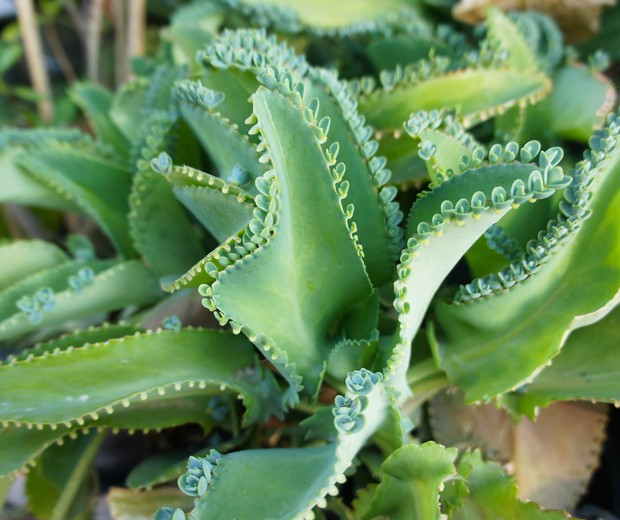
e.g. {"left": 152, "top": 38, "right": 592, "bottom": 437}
{"left": 0, "top": 2, "right": 618, "bottom": 519}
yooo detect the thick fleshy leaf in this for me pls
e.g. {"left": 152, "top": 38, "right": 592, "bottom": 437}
{"left": 433, "top": 111, "right": 620, "bottom": 402}
{"left": 235, "top": 0, "right": 419, "bottom": 29}
{"left": 167, "top": 1, "right": 223, "bottom": 67}
{"left": 443, "top": 450, "right": 573, "bottom": 520}
{"left": 359, "top": 68, "right": 551, "bottom": 133}
{"left": 209, "top": 86, "right": 372, "bottom": 398}
{"left": 0, "top": 129, "right": 84, "bottom": 211}
{"left": 176, "top": 80, "right": 266, "bottom": 187}
{"left": 163, "top": 163, "right": 255, "bottom": 243}
{"left": 128, "top": 112, "right": 205, "bottom": 277}
{"left": 548, "top": 65, "right": 617, "bottom": 142}
{"left": 359, "top": 442, "right": 457, "bottom": 520}
{"left": 386, "top": 150, "right": 567, "bottom": 400}
{"left": 502, "top": 307, "right": 620, "bottom": 415}
{"left": 187, "top": 371, "right": 393, "bottom": 520}
{"left": 16, "top": 142, "right": 135, "bottom": 256}
{"left": 0, "top": 328, "right": 281, "bottom": 428}
{"left": 0, "top": 260, "right": 161, "bottom": 341}
{"left": 486, "top": 8, "right": 538, "bottom": 71}
{"left": 109, "top": 79, "right": 150, "bottom": 144}
{"left": 305, "top": 68, "right": 401, "bottom": 284}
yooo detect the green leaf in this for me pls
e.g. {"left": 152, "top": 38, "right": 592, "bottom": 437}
{"left": 0, "top": 240, "right": 68, "bottom": 291}
{"left": 0, "top": 328, "right": 280, "bottom": 428}
{"left": 128, "top": 112, "right": 205, "bottom": 277}
{"left": 503, "top": 307, "right": 620, "bottom": 415}
{"left": 433, "top": 111, "right": 620, "bottom": 402}
{"left": 366, "top": 34, "right": 456, "bottom": 72}
{"left": 26, "top": 431, "right": 105, "bottom": 520}
{"left": 164, "top": 164, "right": 255, "bottom": 243}
{"left": 359, "top": 442, "right": 457, "bottom": 520}
{"left": 235, "top": 0, "right": 419, "bottom": 29}
{"left": 387, "top": 153, "right": 566, "bottom": 400}
{"left": 443, "top": 450, "right": 573, "bottom": 520}
{"left": 0, "top": 260, "right": 161, "bottom": 341}
{"left": 71, "top": 83, "right": 130, "bottom": 157}
{"left": 176, "top": 81, "right": 266, "bottom": 187}
{"left": 486, "top": 8, "right": 538, "bottom": 71}
{"left": 16, "top": 142, "right": 136, "bottom": 257}
{"left": 547, "top": 65, "right": 617, "bottom": 143}
{"left": 10, "top": 323, "right": 139, "bottom": 362}
{"left": 0, "top": 129, "right": 84, "bottom": 211}
{"left": 209, "top": 86, "right": 373, "bottom": 399}
{"left": 359, "top": 68, "right": 551, "bottom": 132}
{"left": 306, "top": 68, "right": 401, "bottom": 284}
{"left": 0, "top": 426, "right": 64, "bottom": 478}
{"left": 167, "top": 2, "right": 223, "bottom": 67}
{"left": 109, "top": 79, "right": 150, "bottom": 144}
{"left": 190, "top": 445, "right": 339, "bottom": 519}
{"left": 188, "top": 371, "right": 393, "bottom": 519}
{"left": 0, "top": 43, "right": 22, "bottom": 74}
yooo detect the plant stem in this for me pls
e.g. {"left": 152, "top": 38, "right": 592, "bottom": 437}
{"left": 43, "top": 23, "right": 78, "bottom": 84}
{"left": 86, "top": 0, "right": 104, "bottom": 83}
{"left": 127, "top": 0, "right": 146, "bottom": 60}
{"left": 111, "top": 0, "right": 127, "bottom": 87}
{"left": 15, "top": 0, "right": 54, "bottom": 122}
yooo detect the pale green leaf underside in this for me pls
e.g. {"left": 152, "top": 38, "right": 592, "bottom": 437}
{"left": 406, "top": 163, "right": 537, "bottom": 236}
{"left": 387, "top": 158, "right": 563, "bottom": 398}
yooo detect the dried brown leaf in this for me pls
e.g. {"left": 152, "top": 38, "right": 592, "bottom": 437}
{"left": 453, "top": 0, "right": 616, "bottom": 42}
{"left": 430, "top": 390, "right": 608, "bottom": 509}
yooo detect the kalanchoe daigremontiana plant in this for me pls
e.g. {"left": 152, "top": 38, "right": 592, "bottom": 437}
{"left": 0, "top": 3, "right": 618, "bottom": 519}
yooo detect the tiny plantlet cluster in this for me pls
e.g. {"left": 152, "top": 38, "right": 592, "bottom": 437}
{"left": 0, "top": 1, "right": 619, "bottom": 519}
